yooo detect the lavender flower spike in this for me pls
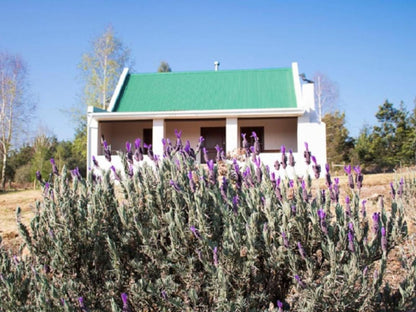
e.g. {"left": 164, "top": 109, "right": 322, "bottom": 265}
{"left": 294, "top": 275, "right": 306, "bottom": 288}
{"left": 348, "top": 231, "right": 355, "bottom": 252}
{"left": 50, "top": 158, "right": 59, "bottom": 176}
{"left": 213, "top": 247, "right": 218, "bottom": 266}
{"left": 304, "top": 142, "right": 311, "bottom": 165}
{"left": 277, "top": 300, "right": 284, "bottom": 312}
{"left": 297, "top": 242, "right": 307, "bottom": 259}
{"left": 190, "top": 225, "right": 200, "bottom": 239}
{"left": 121, "top": 293, "right": 131, "bottom": 312}
{"left": 281, "top": 232, "right": 289, "bottom": 248}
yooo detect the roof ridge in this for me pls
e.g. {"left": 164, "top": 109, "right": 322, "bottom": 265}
{"left": 129, "top": 67, "right": 291, "bottom": 76}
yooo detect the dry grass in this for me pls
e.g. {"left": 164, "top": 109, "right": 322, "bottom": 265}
{"left": 0, "top": 189, "right": 41, "bottom": 251}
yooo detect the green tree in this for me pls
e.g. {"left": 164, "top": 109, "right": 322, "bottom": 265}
{"left": 371, "top": 100, "right": 413, "bottom": 170}
{"left": 322, "top": 111, "right": 354, "bottom": 169}
{"left": 157, "top": 61, "right": 172, "bottom": 72}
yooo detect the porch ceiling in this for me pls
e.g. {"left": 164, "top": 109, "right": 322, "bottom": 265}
{"left": 89, "top": 107, "right": 305, "bottom": 121}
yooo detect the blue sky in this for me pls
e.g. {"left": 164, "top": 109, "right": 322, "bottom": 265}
{"left": 1, "top": 0, "right": 415, "bottom": 142}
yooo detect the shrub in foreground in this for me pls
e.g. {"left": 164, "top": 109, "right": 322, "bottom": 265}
{"left": 0, "top": 135, "right": 415, "bottom": 311}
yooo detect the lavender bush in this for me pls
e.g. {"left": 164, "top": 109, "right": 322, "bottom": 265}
{"left": 0, "top": 133, "right": 415, "bottom": 311}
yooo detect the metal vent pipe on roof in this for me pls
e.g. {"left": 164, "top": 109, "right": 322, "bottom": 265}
{"left": 214, "top": 61, "right": 220, "bottom": 71}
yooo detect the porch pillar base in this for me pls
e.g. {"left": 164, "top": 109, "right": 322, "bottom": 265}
{"left": 226, "top": 118, "right": 238, "bottom": 154}
{"left": 153, "top": 119, "right": 165, "bottom": 156}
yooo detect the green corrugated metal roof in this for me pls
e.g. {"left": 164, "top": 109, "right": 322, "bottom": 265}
{"left": 113, "top": 67, "right": 297, "bottom": 112}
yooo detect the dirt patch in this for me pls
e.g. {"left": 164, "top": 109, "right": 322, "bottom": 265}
{"left": 0, "top": 189, "right": 41, "bottom": 251}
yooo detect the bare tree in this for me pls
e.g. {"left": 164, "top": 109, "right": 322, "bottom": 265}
{"left": 313, "top": 72, "right": 339, "bottom": 120}
{"left": 80, "top": 25, "right": 133, "bottom": 110}
{"left": 0, "top": 52, "right": 33, "bottom": 190}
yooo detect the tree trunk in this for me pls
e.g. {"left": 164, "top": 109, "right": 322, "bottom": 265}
{"left": 1, "top": 148, "right": 7, "bottom": 191}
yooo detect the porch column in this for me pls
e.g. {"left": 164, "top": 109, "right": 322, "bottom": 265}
{"left": 226, "top": 118, "right": 238, "bottom": 154}
{"left": 87, "top": 116, "right": 99, "bottom": 170}
{"left": 152, "top": 119, "right": 165, "bottom": 157}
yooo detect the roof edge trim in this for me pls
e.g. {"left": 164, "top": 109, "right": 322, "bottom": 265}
{"left": 89, "top": 107, "right": 305, "bottom": 121}
{"left": 108, "top": 67, "right": 129, "bottom": 112}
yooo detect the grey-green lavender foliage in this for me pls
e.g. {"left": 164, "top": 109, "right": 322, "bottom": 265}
{"left": 0, "top": 134, "right": 415, "bottom": 311}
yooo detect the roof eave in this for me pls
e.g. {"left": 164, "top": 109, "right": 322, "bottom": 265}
{"left": 88, "top": 107, "right": 305, "bottom": 121}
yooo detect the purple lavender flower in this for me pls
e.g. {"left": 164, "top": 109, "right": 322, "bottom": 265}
{"left": 174, "top": 129, "right": 182, "bottom": 149}
{"left": 169, "top": 179, "right": 181, "bottom": 192}
{"left": 363, "top": 266, "right": 368, "bottom": 276}
{"left": 318, "top": 209, "right": 328, "bottom": 234}
{"left": 348, "top": 231, "right": 355, "bottom": 252}
{"left": 274, "top": 159, "right": 280, "bottom": 171}
{"left": 253, "top": 157, "right": 262, "bottom": 183}
{"left": 361, "top": 200, "right": 367, "bottom": 218}
{"left": 126, "top": 141, "right": 133, "bottom": 164}
{"left": 213, "top": 247, "right": 218, "bottom": 266}
{"left": 220, "top": 176, "right": 228, "bottom": 201}
{"left": 289, "top": 179, "right": 294, "bottom": 188}
{"left": 297, "top": 242, "right": 307, "bottom": 259}
{"left": 207, "top": 160, "right": 216, "bottom": 185}
{"left": 125, "top": 141, "right": 131, "bottom": 153}
{"left": 144, "top": 143, "right": 154, "bottom": 161}
{"left": 78, "top": 297, "right": 87, "bottom": 311}
{"left": 103, "top": 140, "right": 112, "bottom": 162}
{"left": 277, "top": 300, "right": 283, "bottom": 312}
{"left": 134, "top": 138, "right": 143, "bottom": 162}
{"left": 215, "top": 144, "right": 222, "bottom": 162}
{"left": 188, "top": 171, "right": 195, "bottom": 192}
{"left": 121, "top": 293, "right": 130, "bottom": 312}
{"left": 71, "top": 167, "right": 82, "bottom": 180}
{"left": 294, "top": 275, "right": 306, "bottom": 288}
{"left": 280, "top": 145, "right": 287, "bottom": 169}
{"left": 110, "top": 166, "right": 120, "bottom": 181}
{"left": 281, "top": 232, "right": 289, "bottom": 248}
{"left": 372, "top": 212, "right": 380, "bottom": 235}
{"left": 381, "top": 227, "right": 387, "bottom": 252}
{"left": 348, "top": 222, "right": 354, "bottom": 232}
{"left": 190, "top": 226, "right": 200, "bottom": 239}
{"left": 301, "top": 180, "right": 308, "bottom": 202}
{"left": 241, "top": 133, "right": 250, "bottom": 156}
{"left": 251, "top": 131, "right": 260, "bottom": 155}
{"left": 345, "top": 196, "right": 351, "bottom": 217}
{"left": 304, "top": 142, "right": 311, "bottom": 165}
{"left": 43, "top": 182, "right": 50, "bottom": 197}
{"left": 232, "top": 195, "right": 239, "bottom": 215}
{"left": 291, "top": 205, "right": 296, "bottom": 216}
{"left": 325, "top": 163, "right": 332, "bottom": 186}
{"left": 398, "top": 178, "right": 404, "bottom": 198}
{"left": 333, "top": 178, "right": 340, "bottom": 202}
{"left": 288, "top": 149, "right": 295, "bottom": 167}
{"left": 354, "top": 166, "right": 363, "bottom": 189}
{"left": 344, "top": 165, "right": 354, "bottom": 189}
{"left": 50, "top": 158, "right": 59, "bottom": 176}
{"left": 312, "top": 156, "right": 321, "bottom": 179}
{"left": 390, "top": 182, "right": 396, "bottom": 199}
{"left": 36, "top": 171, "right": 43, "bottom": 184}
{"left": 161, "top": 290, "right": 168, "bottom": 300}
{"left": 92, "top": 156, "right": 99, "bottom": 167}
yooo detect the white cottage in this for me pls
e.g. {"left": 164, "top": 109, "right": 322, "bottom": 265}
{"left": 87, "top": 62, "right": 326, "bottom": 174}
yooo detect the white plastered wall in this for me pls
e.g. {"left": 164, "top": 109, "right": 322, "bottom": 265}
{"left": 238, "top": 118, "right": 298, "bottom": 152}
{"left": 98, "top": 120, "right": 153, "bottom": 154}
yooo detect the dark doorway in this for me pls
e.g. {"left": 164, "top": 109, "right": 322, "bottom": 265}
{"left": 201, "top": 127, "right": 226, "bottom": 162}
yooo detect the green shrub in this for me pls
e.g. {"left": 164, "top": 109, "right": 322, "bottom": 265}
{"left": 1, "top": 135, "right": 415, "bottom": 311}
